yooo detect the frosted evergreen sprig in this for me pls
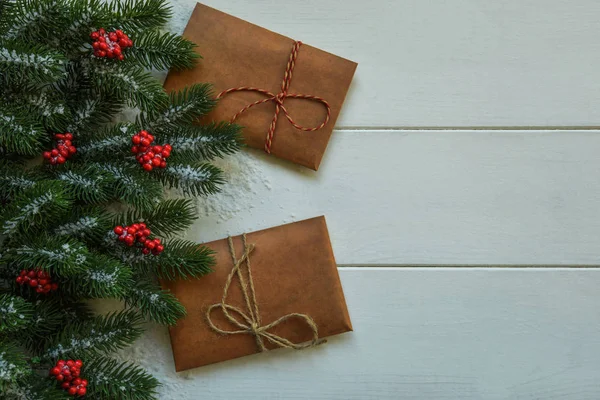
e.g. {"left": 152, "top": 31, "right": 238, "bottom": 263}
{"left": 0, "top": 107, "right": 45, "bottom": 155}
{"left": 0, "top": 341, "right": 31, "bottom": 391}
{"left": 125, "top": 280, "right": 185, "bottom": 325}
{"left": 158, "top": 162, "right": 224, "bottom": 196}
{"left": 137, "top": 238, "right": 215, "bottom": 280}
{"left": 0, "top": 42, "right": 65, "bottom": 85}
{"left": 84, "top": 356, "right": 159, "bottom": 400}
{"left": 118, "top": 198, "right": 198, "bottom": 238}
{"left": 8, "top": 236, "right": 89, "bottom": 276}
{"left": 0, "top": 294, "right": 34, "bottom": 333}
{"left": 44, "top": 310, "right": 143, "bottom": 359}
{"left": 163, "top": 122, "right": 243, "bottom": 163}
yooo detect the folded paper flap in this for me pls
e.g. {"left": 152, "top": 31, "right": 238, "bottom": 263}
{"left": 163, "top": 3, "right": 357, "bottom": 170}
{"left": 163, "top": 216, "right": 352, "bottom": 371}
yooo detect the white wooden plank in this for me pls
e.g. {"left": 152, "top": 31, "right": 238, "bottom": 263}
{"left": 183, "top": 130, "right": 600, "bottom": 265}
{"left": 167, "top": 0, "right": 600, "bottom": 128}
{"left": 115, "top": 268, "right": 600, "bottom": 399}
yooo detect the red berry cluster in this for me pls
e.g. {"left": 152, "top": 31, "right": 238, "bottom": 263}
{"left": 90, "top": 28, "right": 132, "bottom": 60}
{"left": 16, "top": 269, "right": 58, "bottom": 294}
{"left": 114, "top": 222, "right": 164, "bottom": 255}
{"left": 50, "top": 359, "right": 87, "bottom": 397}
{"left": 131, "top": 130, "right": 172, "bottom": 172}
{"left": 43, "top": 133, "right": 76, "bottom": 165}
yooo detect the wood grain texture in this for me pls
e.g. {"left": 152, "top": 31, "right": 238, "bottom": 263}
{"left": 120, "top": 268, "right": 600, "bottom": 399}
{"left": 168, "top": 0, "right": 600, "bottom": 128}
{"left": 185, "top": 130, "right": 600, "bottom": 266}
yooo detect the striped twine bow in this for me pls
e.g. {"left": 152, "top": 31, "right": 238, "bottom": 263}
{"left": 206, "top": 234, "right": 326, "bottom": 352}
{"left": 216, "top": 41, "right": 331, "bottom": 154}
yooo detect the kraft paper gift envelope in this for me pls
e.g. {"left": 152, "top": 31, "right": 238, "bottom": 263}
{"left": 162, "top": 216, "right": 353, "bottom": 371}
{"left": 163, "top": 3, "right": 358, "bottom": 171}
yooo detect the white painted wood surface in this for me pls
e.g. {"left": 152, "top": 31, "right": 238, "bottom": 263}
{"left": 186, "top": 130, "right": 600, "bottom": 266}
{"left": 170, "top": 0, "right": 600, "bottom": 128}
{"left": 123, "top": 1, "right": 600, "bottom": 399}
{"left": 126, "top": 269, "right": 600, "bottom": 399}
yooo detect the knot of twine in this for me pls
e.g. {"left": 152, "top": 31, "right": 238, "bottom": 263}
{"left": 206, "top": 234, "right": 326, "bottom": 352}
{"left": 216, "top": 41, "right": 331, "bottom": 154}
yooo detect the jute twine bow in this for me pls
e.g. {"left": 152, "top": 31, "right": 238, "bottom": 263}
{"left": 215, "top": 41, "right": 331, "bottom": 154}
{"left": 206, "top": 234, "right": 326, "bottom": 352}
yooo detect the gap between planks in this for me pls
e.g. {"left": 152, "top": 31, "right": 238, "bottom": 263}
{"left": 335, "top": 126, "right": 600, "bottom": 131}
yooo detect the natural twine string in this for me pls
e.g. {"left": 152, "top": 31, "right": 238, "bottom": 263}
{"left": 216, "top": 41, "right": 331, "bottom": 154}
{"left": 206, "top": 234, "right": 326, "bottom": 351}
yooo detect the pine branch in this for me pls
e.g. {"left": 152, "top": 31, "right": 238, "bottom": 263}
{"left": 108, "top": 0, "right": 171, "bottom": 32}
{"left": 0, "top": 163, "right": 40, "bottom": 202}
{"left": 0, "top": 106, "right": 46, "bottom": 155}
{"left": 58, "top": 0, "right": 110, "bottom": 51}
{"left": 62, "top": 254, "right": 133, "bottom": 299}
{"left": 89, "top": 59, "right": 168, "bottom": 112}
{"left": 143, "top": 83, "right": 215, "bottom": 130}
{"left": 44, "top": 310, "right": 143, "bottom": 360}
{"left": 2, "top": 376, "right": 70, "bottom": 400}
{"left": 2, "top": 0, "right": 65, "bottom": 42}
{"left": 13, "top": 298, "right": 67, "bottom": 355}
{"left": 6, "top": 235, "right": 89, "bottom": 276}
{"left": 125, "top": 279, "right": 185, "bottom": 325}
{"left": 77, "top": 122, "right": 137, "bottom": 160}
{"left": 51, "top": 164, "right": 115, "bottom": 204}
{"left": 65, "top": 92, "right": 124, "bottom": 134}
{"left": 157, "top": 162, "right": 224, "bottom": 196}
{"left": 20, "top": 91, "right": 72, "bottom": 132}
{"left": 84, "top": 356, "right": 159, "bottom": 400}
{"left": 54, "top": 207, "right": 112, "bottom": 242}
{"left": 0, "top": 181, "right": 71, "bottom": 238}
{"left": 0, "top": 41, "right": 65, "bottom": 85}
{"left": 163, "top": 122, "right": 243, "bottom": 163}
{"left": 0, "top": 340, "right": 31, "bottom": 392}
{"left": 91, "top": 162, "right": 164, "bottom": 210}
{"left": 118, "top": 198, "right": 198, "bottom": 238}
{"left": 138, "top": 239, "right": 215, "bottom": 280}
{"left": 128, "top": 29, "right": 199, "bottom": 70}
{"left": 0, "top": 294, "right": 34, "bottom": 333}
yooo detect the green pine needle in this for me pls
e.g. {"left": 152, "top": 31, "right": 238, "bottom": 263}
{"left": 118, "top": 198, "right": 198, "bottom": 238}
{"left": 77, "top": 122, "right": 139, "bottom": 160}
{"left": 0, "top": 181, "right": 71, "bottom": 238}
{"left": 44, "top": 310, "right": 143, "bottom": 360}
{"left": 109, "top": 0, "right": 171, "bottom": 32}
{"left": 0, "top": 41, "right": 66, "bottom": 85}
{"left": 164, "top": 122, "right": 244, "bottom": 163}
{"left": 140, "top": 239, "right": 215, "bottom": 280}
{"left": 143, "top": 83, "right": 215, "bottom": 130}
{"left": 128, "top": 29, "right": 199, "bottom": 70}
{"left": 125, "top": 280, "right": 185, "bottom": 325}
{"left": 51, "top": 164, "right": 115, "bottom": 204}
{"left": 0, "top": 340, "right": 31, "bottom": 391}
{"left": 6, "top": 235, "right": 89, "bottom": 276}
{"left": 0, "top": 294, "right": 34, "bottom": 333}
{"left": 54, "top": 207, "right": 112, "bottom": 242}
{"left": 157, "top": 162, "right": 225, "bottom": 196}
{"left": 84, "top": 356, "right": 159, "bottom": 400}
{"left": 0, "top": 106, "right": 46, "bottom": 155}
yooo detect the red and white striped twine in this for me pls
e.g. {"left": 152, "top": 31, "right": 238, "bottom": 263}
{"left": 216, "top": 41, "right": 331, "bottom": 154}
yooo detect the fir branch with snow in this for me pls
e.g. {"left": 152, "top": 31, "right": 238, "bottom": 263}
{"left": 0, "top": 0, "right": 242, "bottom": 397}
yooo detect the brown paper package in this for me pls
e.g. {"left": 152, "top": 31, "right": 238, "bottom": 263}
{"left": 162, "top": 216, "right": 353, "bottom": 371}
{"left": 163, "top": 3, "right": 358, "bottom": 170}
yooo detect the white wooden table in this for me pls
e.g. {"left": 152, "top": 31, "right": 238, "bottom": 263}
{"left": 123, "top": 1, "right": 600, "bottom": 398}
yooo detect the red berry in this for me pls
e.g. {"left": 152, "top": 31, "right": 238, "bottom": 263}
{"left": 113, "top": 47, "right": 122, "bottom": 56}
{"left": 142, "top": 248, "right": 150, "bottom": 255}
{"left": 127, "top": 226, "right": 137, "bottom": 235}
{"left": 77, "top": 387, "right": 87, "bottom": 396}
{"left": 152, "top": 145, "right": 162, "bottom": 153}
{"left": 156, "top": 244, "right": 164, "bottom": 253}
{"left": 161, "top": 149, "right": 170, "bottom": 158}
{"left": 160, "top": 160, "right": 167, "bottom": 168}
{"left": 56, "top": 374, "right": 64, "bottom": 382}
{"left": 114, "top": 226, "right": 124, "bottom": 235}
{"left": 141, "top": 138, "right": 151, "bottom": 147}
{"left": 82, "top": 379, "right": 88, "bottom": 387}
{"left": 164, "top": 144, "right": 172, "bottom": 151}
{"left": 108, "top": 32, "right": 118, "bottom": 41}
{"left": 124, "top": 236, "right": 135, "bottom": 246}
{"left": 152, "top": 157, "right": 161, "bottom": 167}
{"left": 66, "top": 360, "right": 74, "bottom": 367}
{"left": 132, "top": 135, "right": 141, "bottom": 144}
{"left": 99, "top": 42, "right": 108, "bottom": 51}
{"left": 61, "top": 382, "right": 71, "bottom": 389}
{"left": 98, "top": 50, "right": 106, "bottom": 57}
{"left": 57, "top": 156, "right": 66, "bottom": 164}
{"left": 51, "top": 367, "right": 61, "bottom": 375}
{"left": 143, "top": 163, "right": 153, "bottom": 172}
{"left": 75, "top": 360, "right": 83, "bottom": 367}
{"left": 119, "top": 39, "right": 129, "bottom": 47}
{"left": 145, "top": 241, "right": 156, "bottom": 250}
{"left": 98, "top": 28, "right": 105, "bottom": 35}
{"left": 39, "top": 279, "right": 48, "bottom": 285}
{"left": 90, "top": 31, "right": 99, "bottom": 39}
{"left": 69, "top": 146, "right": 77, "bottom": 154}
{"left": 43, "top": 151, "right": 51, "bottom": 159}
{"left": 68, "top": 387, "right": 77, "bottom": 396}
{"left": 138, "top": 236, "right": 147, "bottom": 243}
{"left": 142, "top": 228, "right": 151, "bottom": 236}
{"left": 118, "top": 54, "right": 125, "bottom": 61}
{"left": 51, "top": 283, "right": 59, "bottom": 290}
{"left": 43, "top": 284, "right": 51, "bottom": 291}
{"left": 65, "top": 133, "right": 73, "bottom": 140}
{"left": 51, "top": 149, "right": 59, "bottom": 156}
{"left": 60, "top": 149, "right": 70, "bottom": 157}
{"left": 29, "top": 279, "right": 38, "bottom": 287}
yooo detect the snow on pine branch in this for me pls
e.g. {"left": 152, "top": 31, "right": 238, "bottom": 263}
{"left": 2, "top": 192, "right": 55, "bottom": 235}
{"left": 55, "top": 216, "right": 99, "bottom": 237}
